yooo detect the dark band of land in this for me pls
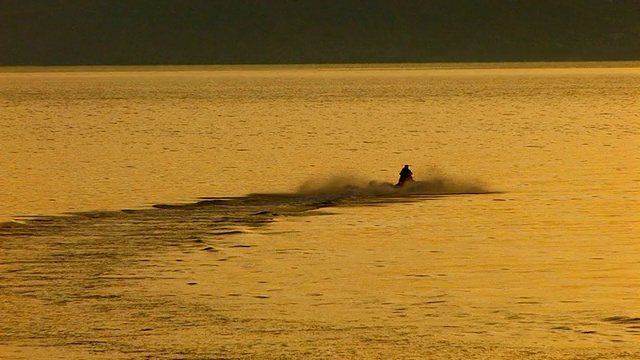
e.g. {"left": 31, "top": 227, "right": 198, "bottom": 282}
{"left": 1, "top": 0, "right": 639, "bottom": 66}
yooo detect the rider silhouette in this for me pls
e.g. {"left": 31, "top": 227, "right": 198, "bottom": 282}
{"left": 396, "top": 164, "right": 413, "bottom": 186}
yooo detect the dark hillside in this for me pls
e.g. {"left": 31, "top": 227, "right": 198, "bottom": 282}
{"left": 1, "top": 0, "right": 639, "bottom": 65}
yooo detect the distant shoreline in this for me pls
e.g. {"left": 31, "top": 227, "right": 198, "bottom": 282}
{"left": 2, "top": 61, "right": 640, "bottom": 74}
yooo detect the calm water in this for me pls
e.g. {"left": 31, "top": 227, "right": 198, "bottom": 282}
{"left": 1, "top": 63, "right": 639, "bottom": 359}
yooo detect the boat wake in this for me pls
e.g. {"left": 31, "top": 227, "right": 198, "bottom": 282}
{"left": 150, "top": 174, "right": 494, "bottom": 219}
{"left": 296, "top": 174, "right": 491, "bottom": 197}
{"left": 0, "top": 174, "right": 495, "bottom": 241}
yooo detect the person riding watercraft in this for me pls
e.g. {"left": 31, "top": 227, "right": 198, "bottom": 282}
{"left": 396, "top": 164, "right": 414, "bottom": 187}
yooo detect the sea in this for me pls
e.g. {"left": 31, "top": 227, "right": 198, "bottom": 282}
{"left": 1, "top": 63, "right": 639, "bottom": 359}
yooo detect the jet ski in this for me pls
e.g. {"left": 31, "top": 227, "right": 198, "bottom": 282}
{"left": 395, "top": 175, "right": 414, "bottom": 187}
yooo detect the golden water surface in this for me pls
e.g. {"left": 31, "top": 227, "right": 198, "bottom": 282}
{"left": 1, "top": 63, "right": 639, "bottom": 359}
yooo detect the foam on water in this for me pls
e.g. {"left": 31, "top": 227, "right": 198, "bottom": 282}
{"left": 293, "top": 172, "right": 491, "bottom": 198}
